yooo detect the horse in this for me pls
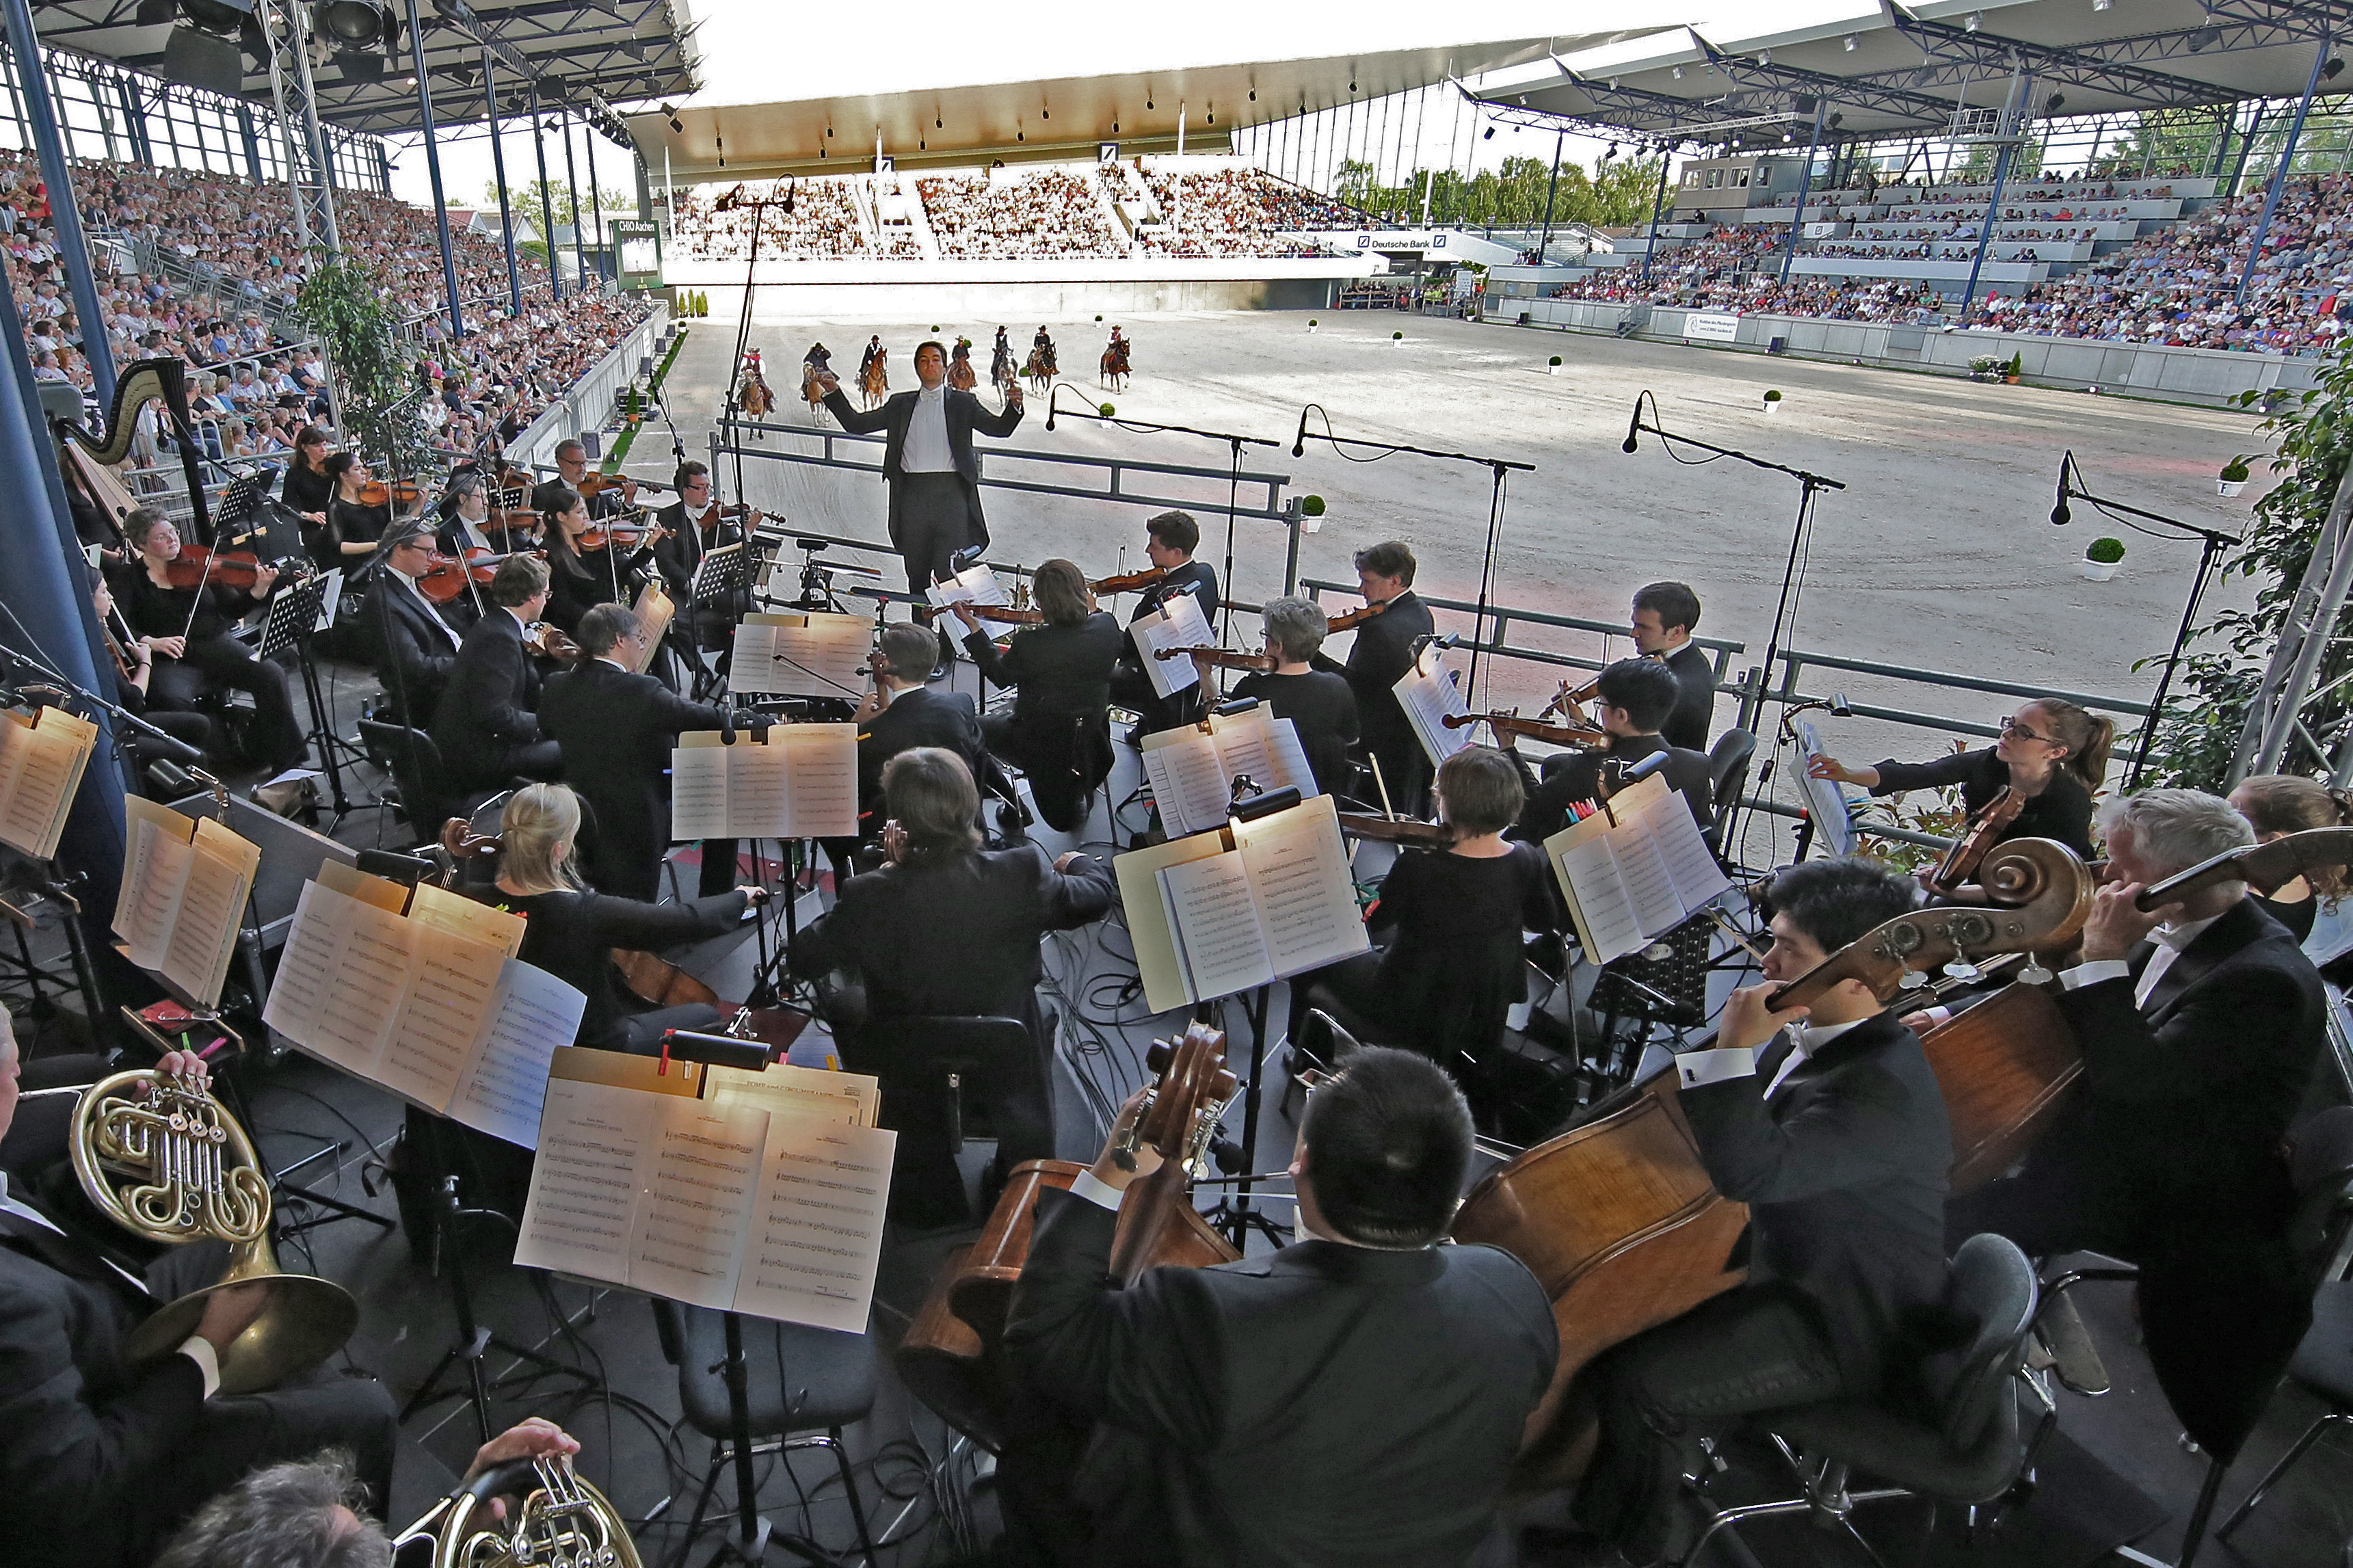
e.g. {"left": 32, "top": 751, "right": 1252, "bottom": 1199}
{"left": 1024, "top": 348, "right": 1053, "bottom": 397}
{"left": 947, "top": 346, "right": 978, "bottom": 392}
{"left": 860, "top": 351, "right": 889, "bottom": 410}
{"left": 736, "top": 351, "right": 773, "bottom": 439}
{"left": 801, "top": 362, "right": 830, "bottom": 425}
{"left": 1098, "top": 347, "right": 1128, "bottom": 393}
{"left": 991, "top": 341, "right": 1017, "bottom": 395}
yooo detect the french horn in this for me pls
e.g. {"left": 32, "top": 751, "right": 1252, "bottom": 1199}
{"left": 390, "top": 1455, "right": 643, "bottom": 1568}
{"left": 69, "top": 1067, "right": 358, "bottom": 1394}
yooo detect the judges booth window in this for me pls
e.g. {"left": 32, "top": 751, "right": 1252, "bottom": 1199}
{"left": 1706, "top": 170, "right": 1724, "bottom": 189}
{"left": 1734, "top": 170, "right": 1752, "bottom": 188}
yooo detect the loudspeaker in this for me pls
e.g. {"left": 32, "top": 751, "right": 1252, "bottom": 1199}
{"left": 158, "top": 25, "right": 245, "bottom": 97}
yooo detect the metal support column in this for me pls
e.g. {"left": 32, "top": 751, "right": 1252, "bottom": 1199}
{"left": 236, "top": 102, "right": 264, "bottom": 183}
{"left": 0, "top": 0, "right": 116, "bottom": 407}
{"left": 559, "top": 108, "right": 588, "bottom": 291}
{"left": 2233, "top": 462, "right": 2353, "bottom": 783}
{"left": 530, "top": 83, "right": 561, "bottom": 300}
{"left": 1536, "top": 127, "right": 1565, "bottom": 263}
{"left": 585, "top": 127, "right": 605, "bottom": 273}
{"left": 403, "top": 0, "right": 464, "bottom": 342}
{"left": 2239, "top": 38, "right": 2333, "bottom": 310}
{"left": 260, "top": 0, "right": 342, "bottom": 257}
{"left": 2229, "top": 105, "right": 2267, "bottom": 196}
{"left": 483, "top": 49, "right": 520, "bottom": 316}
{"left": 1780, "top": 102, "right": 1829, "bottom": 282}
{"left": 1960, "top": 77, "right": 2030, "bottom": 323}
{"left": 115, "top": 74, "right": 150, "bottom": 167}
{"left": 1641, "top": 143, "right": 1673, "bottom": 284}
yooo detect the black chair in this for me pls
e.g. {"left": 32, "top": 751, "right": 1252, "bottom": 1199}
{"left": 650, "top": 1299, "right": 880, "bottom": 1565}
{"left": 1702, "top": 727, "right": 1757, "bottom": 854}
{"left": 356, "top": 717, "right": 495, "bottom": 839}
{"left": 836, "top": 1014, "right": 1037, "bottom": 1229}
{"left": 1678, "top": 1233, "right": 2043, "bottom": 1567}
{"left": 2040, "top": 1104, "right": 2353, "bottom": 1568}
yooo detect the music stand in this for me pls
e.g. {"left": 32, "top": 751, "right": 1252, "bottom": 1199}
{"left": 259, "top": 571, "right": 364, "bottom": 823}
{"left": 687, "top": 544, "right": 754, "bottom": 702}
{"left": 211, "top": 470, "right": 274, "bottom": 544}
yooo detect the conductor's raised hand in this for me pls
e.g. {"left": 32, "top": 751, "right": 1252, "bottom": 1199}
{"left": 815, "top": 371, "right": 840, "bottom": 394}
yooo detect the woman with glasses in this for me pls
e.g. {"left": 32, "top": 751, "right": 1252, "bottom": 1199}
{"left": 1807, "top": 697, "right": 2111, "bottom": 863}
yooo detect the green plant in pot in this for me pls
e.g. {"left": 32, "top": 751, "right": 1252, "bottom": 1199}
{"left": 1763, "top": 388, "right": 1783, "bottom": 414}
{"left": 2218, "top": 455, "right": 2254, "bottom": 497}
{"left": 2081, "top": 536, "right": 2126, "bottom": 580}
{"left": 1547, "top": 354, "right": 1563, "bottom": 375}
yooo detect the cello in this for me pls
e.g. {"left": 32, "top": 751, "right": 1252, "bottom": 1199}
{"left": 896, "top": 1022, "right": 1238, "bottom": 1451}
{"left": 1453, "top": 836, "right": 2097, "bottom": 1489}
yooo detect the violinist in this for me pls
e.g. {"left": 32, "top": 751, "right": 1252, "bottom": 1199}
{"left": 1503, "top": 658, "right": 1712, "bottom": 844}
{"left": 110, "top": 509, "right": 308, "bottom": 775}
{"left": 88, "top": 565, "right": 212, "bottom": 772}
{"left": 790, "top": 748, "right": 1115, "bottom": 1226}
{"left": 649, "top": 461, "right": 750, "bottom": 650}
{"left": 1298, "top": 747, "right": 1552, "bottom": 1103}
{"left": 365, "top": 525, "right": 466, "bottom": 727}
{"left": 435, "top": 470, "right": 518, "bottom": 559}
{"left": 540, "top": 604, "right": 739, "bottom": 901}
{"left": 1335, "top": 541, "right": 1435, "bottom": 810}
{"left": 952, "top": 558, "right": 1120, "bottom": 834}
{"left": 1944, "top": 790, "right": 2324, "bottom": 1463}
{"left": 535, "top": 481, "right": 649, "bottom": 636}
{"left": 997, "top": 1046, "right": 1556, "bottom": 1568}
{"left": 553, "top": 438, "right": 634, "bottom": 519}
{"left": 279, "top": 423, "right": 334, "bottom": 524}
{"left": 1576, "top": 858, "right": 1950, "bottom": 1565}
{"left": 854, "top": 623, "right": 987, "bottom": 817}
{"left": 2229, "top": 773, "right": 2353, "bottom": 944}
{"left": 431, "top": 554, "right": 563, "bottom": 792}
{"left": 1630, "top": 581, "right": 1715, "bottom": 752}
{"left": 1227, "top": 596, "right": 1358, "bottom": 797}
{"left": 313, "top": 453, "right": 390, "bottom": 570}
{"left": 488, "top": 783, "right": 764, "bottom": 1054}
{"left": 1807, "top": 697, "right": 2110, "bottom": 866}
{"left": 1107, "top": 510, "right": 1219, "bottom": 733}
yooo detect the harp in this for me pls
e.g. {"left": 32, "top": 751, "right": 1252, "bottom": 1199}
{"left": 53, "top": 357, "right": 215, "bottom": 546}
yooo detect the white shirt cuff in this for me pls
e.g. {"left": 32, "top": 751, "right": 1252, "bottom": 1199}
{"left": 1674, "top": 1048, "right": 1757, "bottom": 1088}
{"left": 2060, "top": 959, "right": 2132, "bottom": 991}
{"left": 1069, "top": 1169, "right": 1126, "bottom": 1211}
{"left": 178, "top": 1336, "right": 220, "bottom": 1400}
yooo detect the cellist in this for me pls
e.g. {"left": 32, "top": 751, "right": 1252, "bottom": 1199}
{"left": 1571, "top": 857, "right": 1952, "bottom": 1566}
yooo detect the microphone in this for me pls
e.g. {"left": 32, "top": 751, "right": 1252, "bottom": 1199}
{"left": 1622, "top": 395, "right": 1644, "bottom": 455}
{"left": 1292, "top": 406, "right": 1310, "bottom": 458}
{"left": 719, "top": 704, "right": 736, "bottom": 745}
{"left": 1044, "top": 388, "right": 1055, "bottom": 432}
{"left": 2049, "top": 453, "right": 2072, "bottom": 526}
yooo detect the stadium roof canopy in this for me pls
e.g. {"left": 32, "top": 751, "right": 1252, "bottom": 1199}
{"left": 25, "top": 0, "right": 697, "bottom": 139}
{"left": 630, "top": 38, "right": 1606, "bottom": 183}
{"left": 1462, "top": 0, "right": 2353, "bottom": 144}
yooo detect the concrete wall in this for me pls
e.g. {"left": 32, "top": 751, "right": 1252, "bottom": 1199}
{"left": 691, "top": 274, "right": 1340, "bottom": 322}
{"left": 1485, "top": 293, "right": 2320, "bottom": 407}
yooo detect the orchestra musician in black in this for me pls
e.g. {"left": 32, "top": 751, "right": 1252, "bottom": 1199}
{"left": 1503, "top": 657, "right": 1714, "bottom": 842}
{"left": 539, "top": 604, "right": 737, "bottom": 901}
{"left": 366, "top": 524, "right": 468, "bottom": 727}
{"left": 553, "top": 438, "right": 635, "bottom": 520}
{"left": 1944, "top": 788, "right": 2325, "bottom": 1467}
{"left": 88, "top": 565, "right": 212, "bottom": 772}
{"left": 1807, "top": 697, "right": 2111, "bottom": 864}
{"left": 536, "top": 481, "right": 652, "bottom": 638}
{"left": 854, "top": 622, "right": 988, "bottom": 819}
{"left": 1629, "top": 582, "right": 1716, "bottom": 752}
{"left": 431, "top": 554, "right": 563, "bottom": 792}
{"left": 109, "top": 508, "right": 308, "bottom": 775}
{"left": 1332, "top": 540, "right": 1434, "bottom": 811}
{"left": 791, "top": 747, "right": 1115, "bottom": 1225}
{"left": 1574, "top": 857, "right": 1953, "bottom": 1565}
{"left": 1227, "top": 596, "right": 1359, "bottom": 798}
{"left": 650, "top": 460, "right": 749, "bottom": 652}
{"left": 953, "top": 558, "right": 1121, "bottom": 834}
{"left": 997, "top": 1046, "right": 1556, "bottom": 1568}
{"left": 2229, "top": 773, "right": 2353, "bottom": 943}
{"left": 309, "top": 453, "right": 390, "bottom": 572}
{"left": 1107, "top": 510, "right": 1220, "bottom": 736}
{"left": 278, "top": 424, "right": 334, "bottom": 524}
{"left": 816, "top": 339, "right": 1025, "bottom": 593}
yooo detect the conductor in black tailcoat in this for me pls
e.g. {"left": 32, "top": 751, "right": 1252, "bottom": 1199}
{"left": 819, "top": 339, "right": 1023, "bottom": 592}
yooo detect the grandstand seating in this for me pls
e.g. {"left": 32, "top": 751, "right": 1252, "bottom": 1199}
{"left": 1, "top": 146, "right": 653, "bottom": 467}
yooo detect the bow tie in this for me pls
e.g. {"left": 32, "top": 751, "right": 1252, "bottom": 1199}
{"left": 2151, "top": 922, "right": 2204, "bottom": 952}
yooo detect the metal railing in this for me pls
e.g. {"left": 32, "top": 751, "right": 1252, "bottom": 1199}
{"left": 505, "top": 302, "right": 674, "bottom": 470}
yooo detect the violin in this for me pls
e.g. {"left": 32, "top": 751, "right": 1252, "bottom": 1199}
{"left": 1325, "top": 598, "right": 1392, "bottom": 634}
{"left": 964, "top": 603, "right": 1044, "bottom": 626}
{"left": 522, "top": 622, "right": 583, "bottom": 665}
{"left": 576, "top": 473, "right": 643, "bottom": 501}
{"left": 162, "top": 546, "right": 300, "bottom": 593}
{"left": 357, "top": 477, "right": 423, "bottom": 509}
{"left": 1091, "top": 566, "right": 1167, "bottom": 595}
{"left": 417, "top": 548, "right": 536, "bottom": 604}
{"left": 1154, "top": 644, "right": 1277, "bottom": 673}
{"left": 1445, "top": 710, "right": 1609, "bottom": 749}
{"left": 1337, "top": 811, "right": 1457, "bottom": 847}
{"left": 1539, "top": 652, "right": 1667, "bottom": 720}
{"left": 579, "top": 520, "right": 673, "bottom": 553}
{"left": 1924, "top": 786, "right": 2026, "bottom": 896}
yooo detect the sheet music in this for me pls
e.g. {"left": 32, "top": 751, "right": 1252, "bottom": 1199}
{"left": 1158, "top": 851, "right": 1276, "bottom": 1000}
{"left": 1797, "top": 717, "right": 1856, "bottom": 857}
{"left": 161, "top": 822, "right": 257, "bottom": 1007}
{"left": 1647, "top": 791, "right": 1733, "bottom": 910}
{"left": 516, "top": 1076, "right": 656, "bottom": 1281}
{"left": 630, "top": 1100, "right": 767, "bottom": 1311}
{"left": 0, "top": 706, "right": 97, "bottom": 860}
{"left": 1235, "top": 797, "right": 1370, "bottom": 979}
{"left": 674, "top": 726, "right": 858, "bottom": 840}
{"left": 777, "top": 723, "right": 858, "bottom": 838}
{"left": 1130, "top": 594, "right": 1210, "bottom": 700}
{"left": 669, "top": 742, "right": 732, "bottom": 839}
{"left": 732, "top": 1114, "right": 895, "bottom": 1332}
{"left": 1206, "top": 710, "right": 1318, "bottom": 803}
{"left": 1614, "top": 816, "right": 1685, "bottom": 939}
{"left": 373, "top": 922, "right": 507, "bottom": 1113}
{"left": 704, "top": 1061, "right": 881, "bottom": 1128}
{"left": 115, "top": 806, "right": 191, "bottom": 972}
{"left": 1555, "top": 836, "right": 1645, "bottom": 964}
{"left": 446, "top": 961, "right": 587, "bottom": 1148}
{"left": 1138, "top": 726, "right": 1233, "bottom": 838}
{"left": 1394, "top": 655, "right": 1471, "bottom": 768}
{"left": 408, "top": 881, "right": 527, "bottom": 959}
{"left": 262, "top": 879, "right": 412, "bottom": 1074}
{"left": 730, "top": 611, "right": 871, "bottom": 700}
{"left": 923, "top": 564, "right": 1009, "bottom": 609}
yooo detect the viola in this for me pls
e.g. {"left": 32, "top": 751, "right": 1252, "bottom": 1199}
{"left": 1924, "top": 786, "right": 2026, "bottom": 896}
{"left": 522, "top": 622, "right": 583, "bottom": 665}
{"left": 1091, "top": 566, "right": 1167, "bottom": 595}
{"left": 579, "top": 520, "right": 674, "bottom": 553}
{"left": 1153, "top": 644, "right": 1277, "bottom": 673}
{"left": 1445, "top": 710, "right": 1609, "bottom": 749}
{"left": 1325, "top": 598, "right": 1392, "bottom": 634}
{"left": 1336, "top": 811, "right": 1456, "bottom": 847}
{"left": 1539, "top": 652, "right": 1665, "bottom": 720}
{"left": 965, "top": 603, "right": 1044, "bottom": 626}
{"left": 161, "top": 546, "right": 300, "bottom": 593}
{"left": 357, "top": 477, "right": 422, "bottom": 509}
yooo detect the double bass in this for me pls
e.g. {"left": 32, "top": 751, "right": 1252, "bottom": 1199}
{"left": 896, "top": 1022, "right": 1238, "bottom": 1450}
{"left": 1453, "top": 836, "right": 2097, "bottom": 1488}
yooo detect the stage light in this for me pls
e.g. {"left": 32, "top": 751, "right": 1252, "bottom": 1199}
{"left": 1349, "top": 80, "right": 1357, "bottom": 92}
{"left": 1672, "top": 65, "right": 1684, "bottom": 79}
{"left": 2045, "top": 92, "right": 2066, "bottom": 114}
{"left": 1844, "top": 32, "right": 1858, "bottom": 49}
{"left": 2329, "top": 57, "right": 2346, "bottom": 79}
{"left": 1965, "top": 10, "right": 1982, "bottom": 28}
{"left": 2092, "top": 0, "right": 2110, "bottom": 9}
{"left": 667, "top": 115, "right": 683, "bottom": 133}
{"left": 2187, "top": 24, "right": 2220, "bottom": 49}
{"left": 1483, "top": 126, "right": 1494, "bottom": 139}
{"left": 317, "top": 0, "right": 386, "bottom": 48}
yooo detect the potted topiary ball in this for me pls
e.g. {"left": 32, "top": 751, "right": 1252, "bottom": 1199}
{"left": 1548, "top": 354, "right": 1563, "bottom": 375}
{"left": 2218, "top": 456, "right": 2252, "bottom": 497}
{"left": 1299, "top": 494, "right": 1327, "bottom": 533}
{"left": 1392, "top": 329, "right": 1405, "bottom": 345}
{"left": 2080, "top": 537, "right": 2125, "bottom": 581}
{"left": 1763, "top": 389, "right": 1783, "bottom": 415}
{"left": 1099, "top": 402, "right": 1115, "bottom": 416}
{"left": 1308, "top": 317, "right": 1319, "bottom": 332}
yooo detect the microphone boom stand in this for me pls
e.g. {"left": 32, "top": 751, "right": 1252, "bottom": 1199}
{"left": 1292, "top": 405, "right": 1534, "bottom": 706}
